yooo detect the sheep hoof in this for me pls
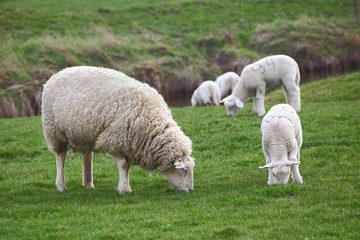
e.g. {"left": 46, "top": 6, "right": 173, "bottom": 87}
{"left": 118, "top": 189, "right": 132, "bottom": 195}
{"left": 267, "top": 180, "right": 276, "bottom": 185}
{"left": 118, "top": 191, "right": 131, "bottom": 196}
{"left": 294, "top": 179, "right": 303, "bottom": 185}
{"left": 83, "top": 184, "right": 95, "bottom": 189}
{"left": 56, "top": 185, "right": 67, "bottom": 192}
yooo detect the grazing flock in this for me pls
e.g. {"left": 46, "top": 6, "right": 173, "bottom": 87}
{"left": 42, "top": 54, "right": 302, "bottom": 194}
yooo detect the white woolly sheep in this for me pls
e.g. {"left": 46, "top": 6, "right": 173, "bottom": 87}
{"left": 42, "top": 66, "right": 195, "bottom": 194}
{"left": 220, "top": 55, "right": 301, "bottom": 117}
{"left": 191, "top": 80, "right": 221, "bottom": 106}
{"left": 215, "top": 72, "right": 240, "bottom": 99}
{"left": 259, "top": 104, "right": 303, "bottom": 185}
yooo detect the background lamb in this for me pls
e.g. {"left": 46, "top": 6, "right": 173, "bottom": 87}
{"left": 220, "top": 55, "right": 301, "bottom": 117}
{"left": 259, "top": 104, "right": 303, "bottom": 185}
{"left": 191, "top": 80, "right": 221, "bottom": 106}
{"left": 215, "top": 72, "right": 240, "bottom": 99}
{"left": 42, "top": 66, "right": 195, "bottom": 194}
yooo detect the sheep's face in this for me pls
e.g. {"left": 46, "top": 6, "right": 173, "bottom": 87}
{"left": 220, "top": 95, "right": 244, "bottom": 117}
{"left": 259, "top": 160, "right": 300, "bottom": 185}
{"left": 271, "top": 165, "right": 291, "bottom": 184}
{"left": 161, "top": 156, "right": 195, "bottom": 192}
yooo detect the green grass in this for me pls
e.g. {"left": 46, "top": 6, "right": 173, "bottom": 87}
{"left": 1, "top": 72, "right": 359, "bottom": 239}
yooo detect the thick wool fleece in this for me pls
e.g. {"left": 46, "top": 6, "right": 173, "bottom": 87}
{"left": 42, "top": 66, "right": 192, "bottom": 172}
{"left": 261, "top": 103, "right": 302, "bottom": 161}
{"left": 191, "top": 80, "right": 221, "bottom": 106}
{"left": 215, "top": 72, "right": 240, "bottom": 99}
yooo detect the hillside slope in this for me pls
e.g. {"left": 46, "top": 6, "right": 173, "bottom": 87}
{"left": 0, "top": 0, "right": 359, "bottom": 117}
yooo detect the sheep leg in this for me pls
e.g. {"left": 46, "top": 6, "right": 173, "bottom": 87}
{"left": 282, "top": 84, "right": 301, "bottom": 112}
{"left": 191, "top": 96, "right": 197, "bottom": 106}
{"left": 82, "top": 151, "right": 94, "bottom": 189}
{"left": 255, "top": 85, "right": 266, "bottom": 116}
{"left": 291, "top": 164, "right": 303, "bottom": 185}
{"left": 116, "top": 156, "right": 132, "bottom": 195}
{"left": 203, "top": 93, "right": 213, "bottom": 106}
{"left": 289, "top": 146, "right": 303, "bottom": 185}
{"left": 252, "top": 97, "right": 258, "bottom": 115}
{"left": 56, "top": 150, "right": 67, "bottom": 192}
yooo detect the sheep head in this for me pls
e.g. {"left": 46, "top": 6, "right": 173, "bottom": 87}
{"left": 220, "top": 95, "right": 243, "bottom": 117}
{"left": 259, "top": 160, "right": 300, "bottom": 185}
{"left": 161, "top": 156, "right": 195, "bottom": 192}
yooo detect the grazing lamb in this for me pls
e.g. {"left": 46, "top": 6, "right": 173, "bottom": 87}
{"left": 215, "top": 72, "right": 240, "bottom": 99}
{"left": 42, "top": 66, "right": 195, "bottom": 194}
{"left": 220, "top": 55, "right": 301, "bottom": 117}
{"left": 191, "top": 80, "right": 221, "bottom": 106}
{"left": 259, "top": 104, "right": 303, "bottom": 185}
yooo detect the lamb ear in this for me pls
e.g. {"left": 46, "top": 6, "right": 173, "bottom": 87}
{"left": 235, "top": 99, "right": 244, "bottom": 108}
{"left": 259, "top": 162, "right": 273, "bottom": 169}
{"left": 220, "top": 96, "right": 229, "bottom": 104}
{"left": 285, "top": 160, "right": 300, "bottom": 166}
{"left": 174, "top": 158, "right": 186, "bottom": 169}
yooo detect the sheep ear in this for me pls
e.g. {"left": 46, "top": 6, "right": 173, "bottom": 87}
{"left": 174, "top": 158, "right": 186, "bottom": 169}
{"left": 259, "top": 162, "right": 273, "bottom": 169}
{"left": 286, "top": 160, "right": 300, "bottom": 166}
{"left": 220, "top": 96, "right": 229, "bottom": 104}
{"left": 235, "top": 99, "right": 243, "bottom": 108}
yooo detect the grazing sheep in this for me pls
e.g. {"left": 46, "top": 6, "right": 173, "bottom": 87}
{"left": 259, "top": 104, "right": 303, "bottom": 185}
{"left": 42, "top": 66, "right": 195, "bottom": 194}
{"left": 220, "top": 55, "right": 301, "bottom": 117}
{"left": 215, "top": 72, "right": 240, "bottom": 99}
{"left": 191, "top": 80, "right": 221, "bottom": 106}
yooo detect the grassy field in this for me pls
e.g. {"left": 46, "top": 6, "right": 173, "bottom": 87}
{"left": 0, "top": 72, "right": 359, "bottom": 239}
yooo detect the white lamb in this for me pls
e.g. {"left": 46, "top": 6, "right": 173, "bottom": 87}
{"left": 191, "top": 80, "right": 221, "bottom": 106}
{"left": 42, "top": 66, "right": 195, "bottom": 194}
{"left": 220, "top": 55, "right": 301, "bottom": 117}
{"left": 259, "top": 104, "right": 303, "bottom": 185}
{"left": 215, "top": 72, "right": 240, "bottom": 99}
